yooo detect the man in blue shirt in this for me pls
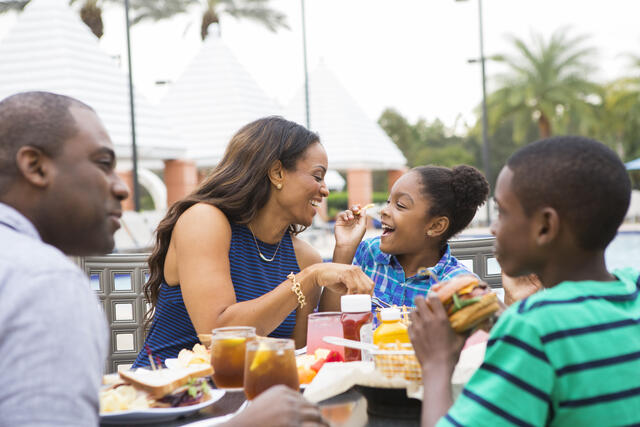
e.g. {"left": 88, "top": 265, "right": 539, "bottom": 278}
{"left": 0, "top": 91, "right": 130, "bottom": 426}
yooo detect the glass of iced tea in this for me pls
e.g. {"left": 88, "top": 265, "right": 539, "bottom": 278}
{"left": 243, "top": 338, "right": 299, "bottom": 400}
{"left": 210, "top": 326, "right": 256, "bottom": 389}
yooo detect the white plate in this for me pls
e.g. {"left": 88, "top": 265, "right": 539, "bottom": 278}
{"left": 181, "top": 401, "right": 249, "bottom": 427}
{"left": 164, "top": 358, "right": 182, "bottom": 370}
{"left": 100, "top": 389, "right": 225, "bottom": 425}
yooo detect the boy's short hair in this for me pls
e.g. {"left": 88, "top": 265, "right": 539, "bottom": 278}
{"left": 506, "top": 136, "right": 631, "bottom": 251}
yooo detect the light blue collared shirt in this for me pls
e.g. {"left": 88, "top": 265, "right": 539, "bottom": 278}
{"left": 353, "top": 236, "right": 476, "bottom": 307}
{"left": 0, "top": 202, "right": 108, "bottom": 426}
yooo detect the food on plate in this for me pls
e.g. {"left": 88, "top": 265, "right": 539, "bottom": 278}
{"left": 296, "top": 348, "right": 345, "bottom": 385}
{"left": 100, "top": 364, "right": 213, "bottom": 413}
{"left": 100, "top": 384, "right": 151, "bottom": 412}
{"left": 431, "top": 274, "right": 500, "bottom": 333}
{"left": 177, "top": 343, "right": 211, "bottom": 367}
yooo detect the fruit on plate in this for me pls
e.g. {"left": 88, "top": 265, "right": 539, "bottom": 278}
{"left": 296, "top": 348, "right": 345, "bottom": 384}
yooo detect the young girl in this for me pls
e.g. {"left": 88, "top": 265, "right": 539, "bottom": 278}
{"left": 332, "top": 165, "right": 489, "bottom": 307}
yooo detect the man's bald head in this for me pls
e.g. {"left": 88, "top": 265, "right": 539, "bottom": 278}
{"left": 0, "top": 91, "right": 94, "bottom": 194}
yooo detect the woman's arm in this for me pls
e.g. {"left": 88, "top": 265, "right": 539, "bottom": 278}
{"left": 290, "top": 236, "right": 323, "bottom": 348}
{"left": 172, "top": 204, "right": 373, "bottom": 337}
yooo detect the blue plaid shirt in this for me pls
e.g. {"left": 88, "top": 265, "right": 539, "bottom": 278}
{"left": 353, "top": 236, "right": 475, "bottom": 307}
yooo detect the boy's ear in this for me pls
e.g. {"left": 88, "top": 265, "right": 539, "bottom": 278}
{"left": 267, "top": 160, "right": 284, "bottom": 188}
{"left": 15, "top": 146, "right": 53, "bottom": 189}
{"left": 534, "top": 207, "right": 560, "bottom": 246}
{"left": 426, "top": 216, "right": 449, "bottom": 238}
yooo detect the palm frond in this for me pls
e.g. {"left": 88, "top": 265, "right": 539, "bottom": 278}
{"left": 221, "top": 4, "right": 289, "bottom": 31}
{"left": 129, "top": 0, "right": 198, "bottom": 24}
{"left": 0, "top": 0, "right": 29, "bottom": 13}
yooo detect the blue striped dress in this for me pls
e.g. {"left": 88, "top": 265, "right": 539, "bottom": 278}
{"left": 133, "top": 223, "right": 300, "bottom": 367}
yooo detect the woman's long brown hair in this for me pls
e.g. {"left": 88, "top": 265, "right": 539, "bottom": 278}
{"left": 143, "top": 116, "right": 320, "bottom": 323}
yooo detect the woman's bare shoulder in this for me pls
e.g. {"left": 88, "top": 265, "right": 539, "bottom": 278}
{"left": 291, "top": 234, "right": 323, "bottom": 269}
{"left": 174, "top": 203, "right": 231, "bottom": 237}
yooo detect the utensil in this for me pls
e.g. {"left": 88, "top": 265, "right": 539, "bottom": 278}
{"left": 371, "top": 296, "right": 391, "bottom": 309}
{"left": 322, "top": 336, "right": 379, "bottom": 352}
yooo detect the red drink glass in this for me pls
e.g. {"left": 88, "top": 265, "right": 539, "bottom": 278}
{"left": 306, "top": 312, "right": 345, "bottom": 358}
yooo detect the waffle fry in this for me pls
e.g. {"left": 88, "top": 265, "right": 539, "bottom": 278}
{"left": 373, "top": 343, "right": 421, "bottom": 382}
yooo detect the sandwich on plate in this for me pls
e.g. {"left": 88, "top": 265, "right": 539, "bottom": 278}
{"left": 100, "top": 364, "right": 213, "bottom": 412}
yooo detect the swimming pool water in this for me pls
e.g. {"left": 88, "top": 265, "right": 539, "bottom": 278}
{"left": 605, "top": 232, "right": 640, "bottom": 271}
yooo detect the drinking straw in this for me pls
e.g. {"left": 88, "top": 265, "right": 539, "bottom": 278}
{"left": 145, "top": 344, "right": 157, "bottom": 370}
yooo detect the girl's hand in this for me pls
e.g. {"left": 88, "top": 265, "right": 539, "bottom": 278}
{"left": 408, "top": 294, "right": 467, "bottom": 375}
{"left": 334, "top": 205, "right": 369, "bottom": 249}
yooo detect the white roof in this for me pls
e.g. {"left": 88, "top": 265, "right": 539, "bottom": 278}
{"left": 0, "top": 0, "right": 184, "bottom": 163}
{"left": 284, "top": 62, "right": 406, "bottom": 171}
{"left": 159, "top": 33, "right": 282, "bottom": 166}
{"left": 325, "top": 170, "right": 345, "bottom": 191}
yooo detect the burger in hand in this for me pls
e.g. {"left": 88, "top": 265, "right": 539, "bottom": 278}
{"left": 431, "top": 275, "right": 500, "bottom": 333}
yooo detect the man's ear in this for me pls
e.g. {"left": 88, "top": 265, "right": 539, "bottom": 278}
{"left": 534, "top": 207, "right": 559, "bottom": 246}
{"left": 425, "top": 216, "right": 449, "bottom": 238}
{"left": 268, "top": 160, "right": 284, "bottom": 188}
{"left": 15, "top": 146, "right": 53, "bottom": 188}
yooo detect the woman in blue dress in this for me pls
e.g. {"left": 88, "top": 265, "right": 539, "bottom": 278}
{"left": 133, "top": 116, "right": 373, "bottom": 367}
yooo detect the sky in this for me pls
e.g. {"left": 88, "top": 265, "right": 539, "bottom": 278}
{"left": 1, "top": 0, "right": 640, "bottom": 128}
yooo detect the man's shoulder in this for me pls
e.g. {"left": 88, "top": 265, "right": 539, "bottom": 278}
{"left": 0, "top": 227, "right": 79, "bottom": 276}
{"left": 0, "top": 228, "right": 86, "bottom": 299}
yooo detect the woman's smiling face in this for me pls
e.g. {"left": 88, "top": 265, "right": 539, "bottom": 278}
{"left": 278, "top": 142, "right": 329, "bottom": 226}
{"left": 379, "top": 171, "right": 432, "bottom": 255}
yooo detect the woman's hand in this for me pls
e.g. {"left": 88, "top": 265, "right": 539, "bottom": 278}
{"left": 334, "top": 205, "right": 369, "bottom": 250}
{"left": 230, "top": 385, "right": 328, "bottom": 427}
{"left": 313, "top": 263, "right": 374, "bottom": 296}
{"left": 408, "top": 294, "right": 467, "bottom": 375}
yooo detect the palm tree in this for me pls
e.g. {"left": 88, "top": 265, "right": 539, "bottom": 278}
{"left": 0, "top": 0, "right": 114, "bottom": 38}
{"left": 130, "top": 0, "right": 289, "bottom": 41}
{"left": 488, "top": 29, "right": 601, "bottom": 141}
{"left": 597, "top": 55, "right": 640, "bottom": 159}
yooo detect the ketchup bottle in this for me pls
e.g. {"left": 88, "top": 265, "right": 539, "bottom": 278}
{"left": 340, "top": 295, "right": 373, "bottom": 361}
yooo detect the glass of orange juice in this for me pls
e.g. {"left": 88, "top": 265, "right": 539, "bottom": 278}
{"left": 210, "top": 326, "right": 256, "bottom": 389}
{"left": 243, "top": 338, "right": 299, "bottom": 400}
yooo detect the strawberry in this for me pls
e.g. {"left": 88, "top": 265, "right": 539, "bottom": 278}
{"left": 324, "top": 351, "right": 344, "bottom": 363}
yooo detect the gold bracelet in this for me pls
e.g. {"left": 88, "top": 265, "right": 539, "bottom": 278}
{"left": 288, "top": 272, "right": 306, "bottom": 309}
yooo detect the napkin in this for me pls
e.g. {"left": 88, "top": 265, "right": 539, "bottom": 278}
{"left": 303, "top": 362, "right": 374, "bottom": 403}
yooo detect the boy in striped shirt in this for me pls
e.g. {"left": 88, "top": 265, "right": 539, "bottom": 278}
{"left": 408, "top": 136, "right": 640, "bottom": 426}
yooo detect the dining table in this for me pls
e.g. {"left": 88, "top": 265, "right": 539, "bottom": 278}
{"left": 100, "top": 386, "right": 421, "bottom": 427}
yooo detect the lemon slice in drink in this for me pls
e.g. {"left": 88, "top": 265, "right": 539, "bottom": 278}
{"left": 250, "top": 342, "right": 272, "bottom": 372}
{"left": 224, "top": 337, "right": 246, "bottom": 346}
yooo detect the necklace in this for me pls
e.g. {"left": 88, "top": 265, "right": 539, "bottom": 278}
{"left": 248, "top": 225, "right": 282, "bottom": 262}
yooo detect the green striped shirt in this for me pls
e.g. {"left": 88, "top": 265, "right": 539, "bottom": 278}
{"left": 439, "top": 267, "right": 640, "bottom": 427}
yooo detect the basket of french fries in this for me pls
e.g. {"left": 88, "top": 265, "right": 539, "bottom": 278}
{"left": 372, "top": 342, "right": 421, "bottom": 382}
